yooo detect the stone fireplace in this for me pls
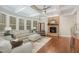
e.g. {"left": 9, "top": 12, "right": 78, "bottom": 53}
{"left": 47, "top": 16, "right": 59, "bottom": 36}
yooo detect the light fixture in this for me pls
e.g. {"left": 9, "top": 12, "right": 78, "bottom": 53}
{"left": 42, "top": 5, "right": 51, "bottom": 16}
{"left": 4, "top": 27, "right": 12, "bottom": 31}
{"left": 33, "top": 27, "right": 36, "bottom": 30}
{"left": 42, "top": 5, "right": 47, "bottom": 15}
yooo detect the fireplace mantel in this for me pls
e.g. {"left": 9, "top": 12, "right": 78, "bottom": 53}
{"left": 48, "top": 24, "right": 58, "bottom": 25}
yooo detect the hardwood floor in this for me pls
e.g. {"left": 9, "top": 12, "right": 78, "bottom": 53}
{"left": 37, "top": 36, "right": 79, "bottom": 53}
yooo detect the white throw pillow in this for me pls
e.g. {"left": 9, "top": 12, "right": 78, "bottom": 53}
{"left": 23, "top": 39, "right": 29, "bottom": 43}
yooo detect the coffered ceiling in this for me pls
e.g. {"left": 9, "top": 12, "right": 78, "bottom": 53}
{"left": 0, "top": 5, "right": 78, "bottom": 17}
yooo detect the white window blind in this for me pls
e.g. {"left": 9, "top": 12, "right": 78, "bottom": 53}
{"left": 10, "top": 16, "right": 16, "bottom": 29}
{"left": 26, "top": 20, "right": 31, "bottom": 30}
{"left": 33, "top": 21, "right": 37, "bottom": 29}
{"left": 0, "top": 13, "right": 6, "bottom": 31}
{"left": 19, "top": 19, "right": 24, "bottom": 30}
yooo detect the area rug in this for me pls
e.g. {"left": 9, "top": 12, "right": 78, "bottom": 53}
{"left": 32, "top": 37, "right": 51, "bottom": 52}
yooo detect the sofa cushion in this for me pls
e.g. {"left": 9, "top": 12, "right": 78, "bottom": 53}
{"left": 3, "top": 36, "right": 13, "bottom": 41}
{"left": 27, "top": 33, "right": 41, "bottom": 41}
{"left": 23, "top": 39, "right": 29, "bottom": 43}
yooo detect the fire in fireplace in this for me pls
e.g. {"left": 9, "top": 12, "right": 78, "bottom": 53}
{"left": 50, "top": 27, "right": 57, "bottom": 33}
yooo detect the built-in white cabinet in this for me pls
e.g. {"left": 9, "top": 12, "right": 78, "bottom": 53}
{"left": 0, "top": 13, "right": 6, "bottom": 31}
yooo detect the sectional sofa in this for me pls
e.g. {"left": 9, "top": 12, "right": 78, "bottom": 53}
{"left": 0, "top": 30, "right": 48, "bottom": 53}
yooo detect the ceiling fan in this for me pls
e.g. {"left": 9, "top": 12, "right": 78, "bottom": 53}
{"left": 31, "top": 5, "right": 51, "bottom": 14}
{"left": 42, "top": 5, "right": 51, "bottom": 14}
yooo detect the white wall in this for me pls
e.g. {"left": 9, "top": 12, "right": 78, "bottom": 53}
{"left": 40, "top": 15, "right": 76, "bottom": 37}
{"left": 59, "top": 15, "right": 76, "bottom": 37}
{"left": 39, "top": 15, "right": 76, "bottom": 37}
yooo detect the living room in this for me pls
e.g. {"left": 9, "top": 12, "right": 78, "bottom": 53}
{"left": 0, "top": 5, "right": 79, "bottom": 53}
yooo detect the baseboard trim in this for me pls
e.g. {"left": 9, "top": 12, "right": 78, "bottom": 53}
{"left": 59, "top": 36, "right": 71, "bottom": 39}
{"left": 59, "top": 35, "right": 71, "bottom": 37}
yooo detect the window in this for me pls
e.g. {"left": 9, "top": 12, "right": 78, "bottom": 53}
{"left": 10, "top": 16, "right": 16, "bottom": 29}
{"left": 19, "top": 19, "right": 24, "bottom": 30}
{"left": 33, "top": 21, "right": 37, "bottom": 29}
{"left": 26, "top": 20, "right": 31, "bottom": 30}
{"left": 0, "top": 13, "right": 6, "bottom": 31}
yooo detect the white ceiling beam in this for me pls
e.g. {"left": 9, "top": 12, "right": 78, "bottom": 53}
{"left": 61, "top": 8, "right": 77, "bottom": 16}
{"left": 71, "top": 8, "right": 78, "bottom": 14}
{"left": 29, "top": 13, "right": 40, "bottom": 17}
{"left": 15, "top": 6, "right": 26, "bottom": 13}
{"left": 47, "top": 8, "right": 57, "bottom": 13}
{"left": 60, "top": 6, "right": 73, "bottom": 11}
{"left": 61, "top": 13, "right": 73, "bottom": 16}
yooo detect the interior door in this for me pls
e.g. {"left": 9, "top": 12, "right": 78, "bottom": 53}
{"left": 38, "top": 23, "right": 45, "bottom": 33}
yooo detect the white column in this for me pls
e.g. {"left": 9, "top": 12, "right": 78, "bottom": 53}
{"left": 76, "top": 9, "right": 79, "bottom": 24}
{"left": 6, "top": 14, "right": 10, "bottom": 28}
{"left": 16, "top": 17, "right": 19, "bottom": 30}
{"left": 45, "top": 18, "right": 48, "bottom": 35}
{"left": 31, "top": 19, "right": 33, "bottom": 30}
{"left": 76, "top": 9, "right": 79, "bottom": 29}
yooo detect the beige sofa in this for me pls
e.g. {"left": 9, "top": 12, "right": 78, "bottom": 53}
{"left": 0, "top": 30, "right": 46, "bottom": 53}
